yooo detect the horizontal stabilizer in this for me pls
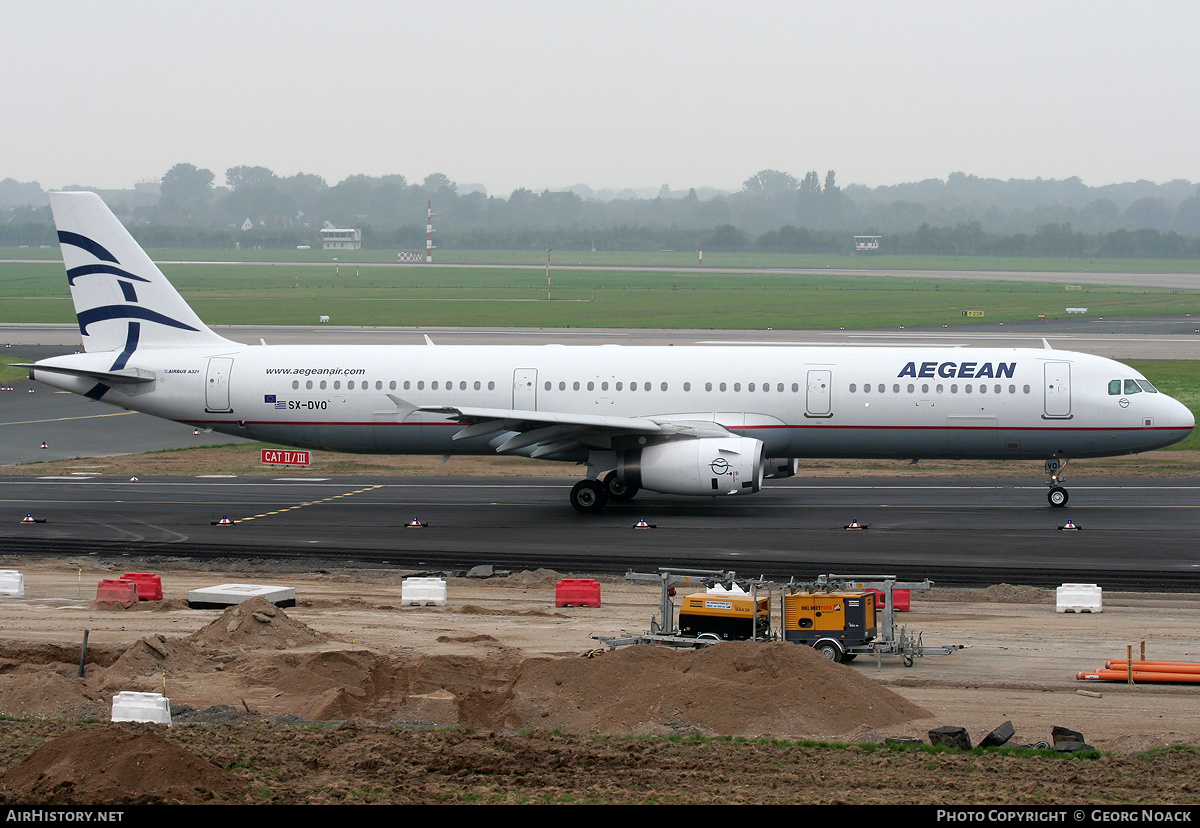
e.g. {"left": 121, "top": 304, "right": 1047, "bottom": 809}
{"left": 13, "top": 363, "right": 156, "bottom": 385}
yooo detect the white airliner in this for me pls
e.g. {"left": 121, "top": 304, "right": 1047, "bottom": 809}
{"left": 21, "top": 192, "right": 1195, "bottom": 512}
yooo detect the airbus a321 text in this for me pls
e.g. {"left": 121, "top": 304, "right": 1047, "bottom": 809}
{"left": 21, "top": 192, "right": 1195, "bottom": 512}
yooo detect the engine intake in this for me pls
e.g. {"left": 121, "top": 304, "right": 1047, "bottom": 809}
{"left": 618, "top": 436, "right": 764, "bottom": 496}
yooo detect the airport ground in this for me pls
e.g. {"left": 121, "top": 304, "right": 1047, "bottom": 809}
{"left": 4, "top": 318, "right": 1200, "bottom": 805}
{"left": 2, "top": 558, "right": 1200, "bottom": 805}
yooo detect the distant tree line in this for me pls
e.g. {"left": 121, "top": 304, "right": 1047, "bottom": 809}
{"left": 5, "top": 215, "right": 1199, "bottom": 259}
{"left": 3, "top": 164, "right": 1200, "bottom": 257}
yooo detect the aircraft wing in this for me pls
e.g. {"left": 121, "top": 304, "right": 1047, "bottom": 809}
{"left": 413, "top": 403, "right": 733, "bottom": 457}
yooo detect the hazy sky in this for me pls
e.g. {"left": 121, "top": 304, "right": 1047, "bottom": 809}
{"left": 5, "top": 1, "right": 1198, "bottom": 195}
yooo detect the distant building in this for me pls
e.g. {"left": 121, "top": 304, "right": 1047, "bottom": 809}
{"left": 321, "top": 228, "right": 362, "bottom": 250}
{"left": 854, "top": 235, "right": 881, "bottom": 252}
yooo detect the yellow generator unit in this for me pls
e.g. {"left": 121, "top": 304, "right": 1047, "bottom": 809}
{"left": 782, "top": 591, "right": 876, "bottom": 662}
{"left": 678, "top": 591, "right": 770, "bottom": 641}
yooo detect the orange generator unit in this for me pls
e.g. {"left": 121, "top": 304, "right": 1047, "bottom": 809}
{"left": 678, "top": 591, "right": 770, "bottom": 641}
{"left": 782, "top": 591, "right": 877, "bottom": 662}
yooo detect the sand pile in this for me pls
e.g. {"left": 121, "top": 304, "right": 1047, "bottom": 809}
{"left": 0, "top": 725, "right": 246, "bottom": 805}
{"left": 507, "top": 641, "right": 931, "bottom": 738}
{"left": 189, "top": 596, "right": 326, "bottom": 650}
{"left": 0, "top": 672, "right": 107, "bottom": 721}
{"left": 107, "top": 635, "right": 218, "bottom": 677}
{"left": 236, "top": 649, "right": 402, "bottom": 721}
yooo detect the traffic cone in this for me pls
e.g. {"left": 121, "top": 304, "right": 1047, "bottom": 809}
{"left": 844, "top": 519, "right": 867, "bottom": 530}
{"left": 39, "top": 441, "right": 47, "bottom": 449}
{"left": 21, "top": 513, "right": 35, "bottom": 524}
{"left": 633, "top": 517, "right": 656, "bottom": 528}
{"left": 216, "top": 515, "right": 233, "bottom": 525}
{"left": 1059, "top": 520, "right": 1080, "bottom": 531}
{"left": 129, "top": 476, "right": 138, "bottom": 482}
{"left": 406, "top": 517, "right": 426, "bottom": 527}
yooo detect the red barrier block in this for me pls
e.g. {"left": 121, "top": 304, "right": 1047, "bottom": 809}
{"left": 556, "top": 578, "right": 601, "bottom": 608}
{"left": 868, "top": 588, "right": 911, "bottom": 612}
{"left": 121, "top": 572, "right": 163, "bottom": 602}
{"left": 96, "top": 579, "right": 138, "bottom": 607}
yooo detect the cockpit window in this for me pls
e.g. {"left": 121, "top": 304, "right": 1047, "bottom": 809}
{"left": 1108, "top": 380, "right": 1121, "bottom": 395}
{"left": 1136, "top": 380, "right": 1158, "bottom": 393}
{"left": 1123, "top": 379, "right": 1143, "bottom": 395}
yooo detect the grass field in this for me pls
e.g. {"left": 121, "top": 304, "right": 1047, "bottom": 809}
{"left": 2, "top": 259, "right": 1199, "bottom": 329}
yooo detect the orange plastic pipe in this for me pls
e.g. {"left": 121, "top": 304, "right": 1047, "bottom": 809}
{"left": 1105, "top": 660, "right": 1200, "bottom": 673}
{"left": 1078, "top": 670, "right": 1200, "bottom": 683}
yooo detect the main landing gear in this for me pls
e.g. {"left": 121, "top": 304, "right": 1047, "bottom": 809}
{"left": 570, "top": 472, "right": 640, "bottom": 513}
{"left": 1046, "top": 457, "right": 1069, "bottom": 507}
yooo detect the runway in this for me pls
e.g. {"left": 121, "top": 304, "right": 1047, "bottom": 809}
{"left": 5, "top": 474, "right": 1200, "bottom": 590}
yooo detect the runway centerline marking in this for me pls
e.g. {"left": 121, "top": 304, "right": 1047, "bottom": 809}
{"left": 233, "top": 485, "right": 382, "bottom": 524}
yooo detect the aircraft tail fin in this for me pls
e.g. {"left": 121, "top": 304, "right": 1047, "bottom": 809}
{"left": 49, "top": 191, "right": 233, "bottom": 354}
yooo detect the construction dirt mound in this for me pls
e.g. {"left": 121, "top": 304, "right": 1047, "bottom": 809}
{"left": 0, "top": 599, "right": 929, "bottom": 740}
{"left": 507, "top": 641, "right": 930, "bottom": 737}
{"left": 0, "top": 725, "right": 247, "bottom": 805}
{"left": 188, "top": 596, "right": 327, "bottom": 650}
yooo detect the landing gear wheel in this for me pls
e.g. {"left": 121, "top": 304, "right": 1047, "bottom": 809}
{"left": 1048, "top": 486, "right": 1069, "bottom": 507}
{"left": 815, "top": 640, "right": 844, "bottom": 664}
{"left": 570, "top": 479, "right": 608, "bottom": 514}
{"left": 603, "top": 471, "right": 639, "bottom": 502}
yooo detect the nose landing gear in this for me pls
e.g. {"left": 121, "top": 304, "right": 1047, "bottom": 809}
{"left": 1046, "top": 457, "right": 1069, "bottom": 507}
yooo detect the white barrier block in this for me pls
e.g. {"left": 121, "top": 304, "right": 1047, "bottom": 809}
{"left": 0, "top": 570, "right": 24, "bottom": 597}
{"left": 1057, "top": 583, "right": 1102, "bottom": 613}
{"left": 112, "top": 691, "right": 172, "bottom": 726}
{"left": 402, "top": 576, "right": 446, "bottom": 606}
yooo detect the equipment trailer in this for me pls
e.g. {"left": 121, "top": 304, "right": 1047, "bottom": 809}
{"left": 593, "top": 569, "right": 774, "bottom": 649}
{"left": 784, "top": 574, "right": 967, "bottom": 667}
{"left": 593, "top": 570, "right": 966, "bottom": 669}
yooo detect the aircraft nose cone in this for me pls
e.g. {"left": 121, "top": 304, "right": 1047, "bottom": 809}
{"left": 1179, "top": 397, "right": 1196, "bottom": 431}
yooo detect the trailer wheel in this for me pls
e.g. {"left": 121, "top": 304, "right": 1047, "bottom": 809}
{"left": 841, "top": 653, "right": 857, "bottom": 662}
{"left": 903, "top": 655, "right": 914, "bottom": 668}
{"left": 814, "top": 640, "right": 844, "bottom": 663}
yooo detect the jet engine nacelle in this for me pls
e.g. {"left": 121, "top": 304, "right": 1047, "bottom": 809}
{"left": 763, "top": 457, "right": 800, "bottom": 479}
{"left": 618, "top": 436, "right": 764, "bottom": 496}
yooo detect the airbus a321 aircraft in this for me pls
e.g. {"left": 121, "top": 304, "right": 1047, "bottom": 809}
{"left": 21, "top": 192, "right": 1195, "bottom": 512}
